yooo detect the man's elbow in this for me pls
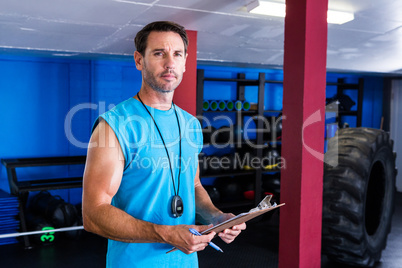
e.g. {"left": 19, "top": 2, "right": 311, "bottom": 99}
{"left": 82, "top": 208, "right": 96, "bottom": 234}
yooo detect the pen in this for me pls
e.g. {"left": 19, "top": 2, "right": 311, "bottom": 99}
{"left": 189, "top": 228, "right": 223, "bottom": 253}
{"left": 165, "top": 228, "right": 224, "bottom": 254}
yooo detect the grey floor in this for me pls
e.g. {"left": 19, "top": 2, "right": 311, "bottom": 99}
{"left": 0, "top": 192, "right": 401, "bottom": 268}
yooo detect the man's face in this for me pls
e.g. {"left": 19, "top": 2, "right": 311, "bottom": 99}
{"left": 135, "top": 31, "right": 187, "bottom": 94}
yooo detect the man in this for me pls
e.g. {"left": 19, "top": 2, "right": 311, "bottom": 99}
{"left": 82, "top": 21, "right": 246, "bottom": 267}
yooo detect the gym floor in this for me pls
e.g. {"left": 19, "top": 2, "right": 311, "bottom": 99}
{"left": 1, "top": 192, "right": 401, "bottom": 268}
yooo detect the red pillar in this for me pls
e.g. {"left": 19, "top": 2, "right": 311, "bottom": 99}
{"left": 174, "top": 30, "right": 197, "bottom": 116}
{"left": 278, "top": 0, "right": 328, "bottom": 267}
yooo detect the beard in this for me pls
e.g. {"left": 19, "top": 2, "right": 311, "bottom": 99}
{"left": 142, "top": 63, "right": 183, "bottom": 94}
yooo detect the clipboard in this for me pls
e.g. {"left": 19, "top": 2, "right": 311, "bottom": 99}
{"left": 201, "top": 201, "right": 285, "bottom": 235}
{"left": 166, "top": 195, "right": 284, "bottom": 253}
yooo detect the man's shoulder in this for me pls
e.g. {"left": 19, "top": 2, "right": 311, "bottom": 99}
{"left": 175, "top": 105, "right": 200, "bottom": 126}
{"left": 174, "top": 105, "right": 196, "bottom": 119}
{"left": 92, "top": 98, "right": 140, "bottom": 133}
{"left": 107, "top": 98, "right": 141, "bottom": 117}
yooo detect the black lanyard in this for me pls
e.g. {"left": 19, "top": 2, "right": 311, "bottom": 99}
{"left": 137, "top": 93, "right": 183, "bottom": 217}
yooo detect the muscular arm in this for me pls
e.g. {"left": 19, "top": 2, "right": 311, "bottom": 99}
{"left": 194, "top": 164, "right": 246, "bottom": 243}
{"left": 82, "top": 120, "right": 214, "bottom": 253}
{"left": 194, "top": 167, "right": 223, "bottom": 224}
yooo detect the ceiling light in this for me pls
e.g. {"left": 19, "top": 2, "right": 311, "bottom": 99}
{"left": 247, "top": 0, "right": 354, "bottom": 24}
{"left": 247, "top": 1, "right": 285, "bottom": 18}
{"left": 327, "top": 10, "right": 354, "bottom": 24}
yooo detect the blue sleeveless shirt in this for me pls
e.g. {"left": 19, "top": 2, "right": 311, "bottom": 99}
{"left": 94, "top": 97, "right": 203, "bottom": 267}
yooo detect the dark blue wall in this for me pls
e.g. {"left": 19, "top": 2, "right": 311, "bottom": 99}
{"left": 0, "top": 55, "right": 141, "bottom": 203}
{"left": 0, "top": 55, "right": 384, "bottom": 203}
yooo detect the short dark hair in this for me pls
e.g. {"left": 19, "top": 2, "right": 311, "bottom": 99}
{"left": 134, "top": 21, "right": 188, "bottom": 55}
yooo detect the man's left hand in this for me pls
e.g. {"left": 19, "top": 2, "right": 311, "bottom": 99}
{"left": 214, "top": 213, "right": 246, "bottom": 244}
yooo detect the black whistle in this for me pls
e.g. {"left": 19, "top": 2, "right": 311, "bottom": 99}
{"left": 172, "top": 195, "right": 183, "bottom": 218}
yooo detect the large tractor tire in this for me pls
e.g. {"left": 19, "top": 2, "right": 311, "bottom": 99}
{"left": 322, "top": 127, "right": 397, "bottom": 267}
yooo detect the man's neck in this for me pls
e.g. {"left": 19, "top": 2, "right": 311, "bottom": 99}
{"left": 135, "top": 88, "right": 173, "bottom": 111}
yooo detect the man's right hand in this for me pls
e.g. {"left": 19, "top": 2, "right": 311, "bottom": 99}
{"left": 161, "top": 224, "right": 216, "bottom": 254}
